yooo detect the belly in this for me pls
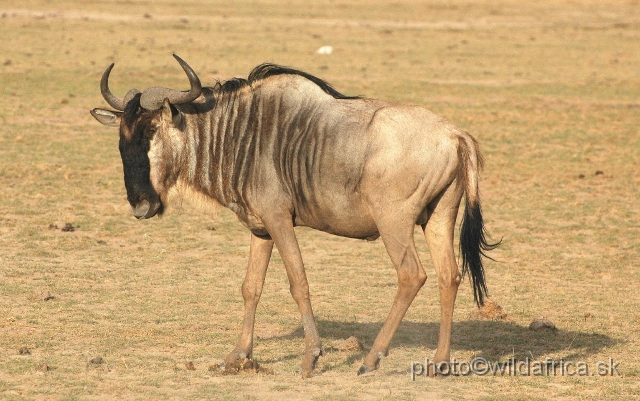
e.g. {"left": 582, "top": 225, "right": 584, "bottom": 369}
{"left": 292, "top": 197, "right": 379, "bottom": 240}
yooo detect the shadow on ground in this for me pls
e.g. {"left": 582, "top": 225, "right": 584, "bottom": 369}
{"left": 259, "top": 319, "right": 619, "bottom": 364}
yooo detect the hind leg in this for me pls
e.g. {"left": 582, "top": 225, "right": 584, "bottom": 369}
{"left": 359, "top": 216, "right": 427, "bottom": 374}
{"left": 422, "top": 183, "right": 463, "bottom": 372}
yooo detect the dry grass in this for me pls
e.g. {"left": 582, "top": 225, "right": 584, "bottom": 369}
{"left": 1, "top": 0, "right": 639, "bottom": 399}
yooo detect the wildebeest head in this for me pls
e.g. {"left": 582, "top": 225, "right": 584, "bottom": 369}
{"left": 90, "top": 54, "right": 202, "bottom": 219}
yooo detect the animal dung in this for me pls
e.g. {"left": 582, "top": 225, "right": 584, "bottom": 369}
{"left": 49, "top": 223, "right": 75, "bottom": 232}
{"left": 528, "top": 317, "right": 557, "bottom": 332}
{"left": 18, "top": 347, "right": 30, "bottom": 355}
{"left": 468, "top": 298, "right": 507, "bottom": 321}
{"left": 185, "top": 361, "right": 196, "bottom": 371}
{"left": 331, "top": 336, "right": 365, "bottom": 352}
{"left": 316, "top": 45, "right": 334, "bottom": 55}
{"left": 224, "top": 358, "right": 271, "bottom": 374}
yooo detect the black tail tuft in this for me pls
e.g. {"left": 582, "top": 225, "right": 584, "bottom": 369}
{"left": 460, "top": 197, "right": 500, "bottom": 307}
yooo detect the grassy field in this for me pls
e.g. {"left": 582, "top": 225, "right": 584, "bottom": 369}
{"left": 1, "top": 0, "right": 639, "bottom": 399}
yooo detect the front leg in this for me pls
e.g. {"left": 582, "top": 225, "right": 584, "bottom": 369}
{"left": 265, "top": 216, "right": 322, "bottom": 378}
{"left": 225, "top": 233, "right": 273, "bottom": 370}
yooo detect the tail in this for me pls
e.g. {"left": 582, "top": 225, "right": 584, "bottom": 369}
{"left": 457, "top": 134, "right": 500, "bottom": 307}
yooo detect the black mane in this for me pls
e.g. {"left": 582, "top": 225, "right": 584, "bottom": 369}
{"left": 213, "top": 64, "right": 359, "bottom": 100}
{"left": 123, "top": 92, "right": 143, "bottom": 127}
{"left": 122, "top": 64, "right": 359, "bottom": 118}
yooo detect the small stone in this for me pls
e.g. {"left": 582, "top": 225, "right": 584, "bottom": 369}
{"left": 529, "top": 317, "right": 557, "bottom": 332}
{"left": 185, "top": 361, "right": 196, "bottom": 370}
{"left": 89, "top": 356, "right": 104, "bottom": 364}
{"left": 61, "top": 223, "right": 74, "bottom": 232}
{"left": 18, "top": 347, "right": 30, "bottom": 355}
{"left": 595, "top": 170, "right": 604, "bottom": 176}
{"left": 37, "top": 363, "right": 50, "bottom": 372}
{"left": 316, "top": 45, "right": 333, "bottom": 55}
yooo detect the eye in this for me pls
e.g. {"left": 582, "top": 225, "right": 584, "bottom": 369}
{"left": 147, "top": 126, "right": 157, "bottom": 135}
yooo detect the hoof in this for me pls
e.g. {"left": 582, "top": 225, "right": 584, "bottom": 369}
{"left": 224, "top": 348, "right": 248, "bottom": 367}
{"left": 295, "top": 365, "right": 314, "bottom": 378}
{"left": 295, "top": 346, "right": 322, "bottom": 378}
{"left": 357, "top": 364, "right": 377, "bottom": 376}
{"left": 224, "top": 357, "right": 259, "bottom": 374}
{"left": 427, "top": 361, "right": 450, "bottom": 378}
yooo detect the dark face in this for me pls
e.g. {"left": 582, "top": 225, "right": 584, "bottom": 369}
{"left": 118, "top": 102, "right": 164, "bottom": 219}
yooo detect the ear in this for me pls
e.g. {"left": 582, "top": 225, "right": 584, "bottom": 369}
{"left": 161, "top": 98, "right": 183, "bottom": 128}
{"left": 90, "top": 108, "right": 122, "bottom": 127}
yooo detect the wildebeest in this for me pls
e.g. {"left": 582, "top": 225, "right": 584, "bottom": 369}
{"left": 91, "top": 54, "right": 498, "bottom": 377}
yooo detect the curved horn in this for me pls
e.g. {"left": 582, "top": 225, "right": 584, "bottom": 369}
{"left": 123, "top": 88, "right": 142, "bottom": 106}
{"left": 100, "top": 63, "right": 126, "bottom": 111}
{"left": 139, "top": 54, "right": 202, "bottom": 110}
